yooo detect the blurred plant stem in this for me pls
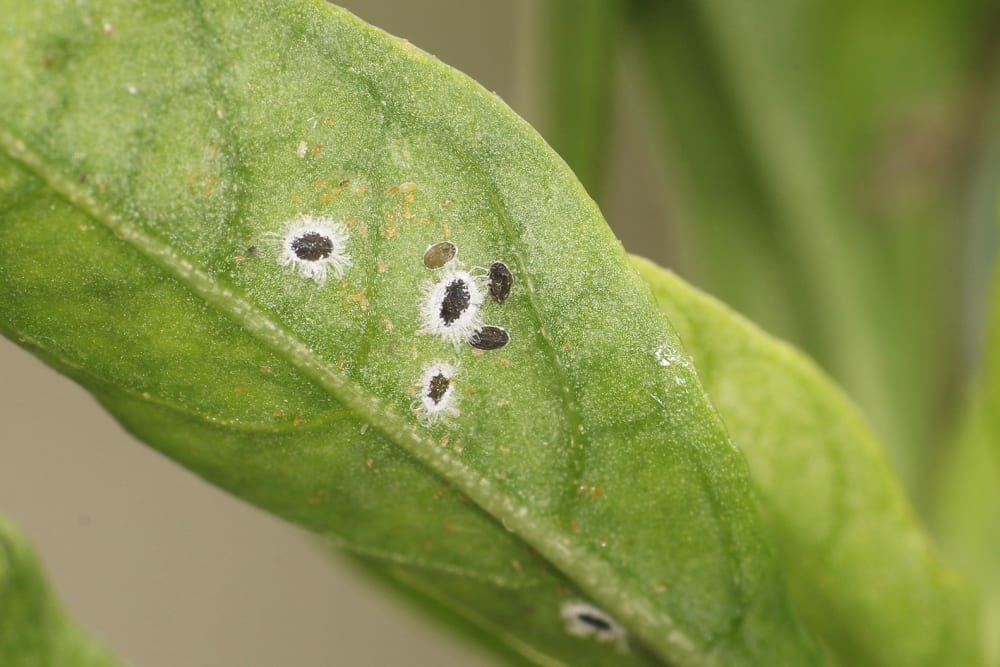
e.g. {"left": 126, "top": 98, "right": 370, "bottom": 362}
{"left": 543, "top": 0, "right": 624, "bottom": 201}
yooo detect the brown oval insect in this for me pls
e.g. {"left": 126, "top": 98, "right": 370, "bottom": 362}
{"left": 423, "top": 241, "right": 457, "bottom": 269}
{"left": 469, "top": 325, "right": 510, "bottom": 350}
{"left": 487, "top": 261, "right": 513, "bottom": 304}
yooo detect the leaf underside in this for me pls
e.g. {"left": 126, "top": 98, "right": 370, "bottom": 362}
{"left": 0, "top": 1, "right": 817, "bottom": 665}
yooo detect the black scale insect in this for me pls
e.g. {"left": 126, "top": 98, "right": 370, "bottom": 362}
{"left": 439, "top": 278, "right": 472, "bottom": 326}
{"left": 469, "top": 325, "right": 510, "bottom": 351}
{"left": 426, "top": 372, "right": 451, "bottom": 405}
{"left": 290, "top": 231, "right": 334, "bottom": 261}
{"left": 575, "top": 612, "right": 614, "bottom": 633}
{"left": 487, "top": 261, "right": 513, "bottom": 304}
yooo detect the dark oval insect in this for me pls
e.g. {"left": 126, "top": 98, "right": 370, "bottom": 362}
{"left": 468, "top": 325, "right": 510, "bottom": 350}
{"left": 423, "top": 241, "right": 457, "bottom": 269}
{"left": 290, "top": 232, "right": 334, "bottom": 261}
{"left": 576, "top": 612, "right": 613, "bottom": 632}
{"left": 439, "top": 278, "right": 472, "bottom": 326}
{"left": 487, "top": 261, "right": 513, "bottom": 304}
{"left": 426, "top": 372, "right": 451, "bottom": 405}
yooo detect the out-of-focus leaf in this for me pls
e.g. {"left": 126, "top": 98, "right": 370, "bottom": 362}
{"left": 932, "top": 396, "right": 1000, "bottom": 667}
{"left": 0, "top": 1, "right": 818, "bottom": 664}
{"left": 632, "top": 254, "right": 983, "bottom": 667}
{"left": 0, "top": 518, "right": 121, "bottom": 667}
{"left": 628, "top": 0, "right": 998, "bottom": 494}
{"left": 987, "top": 259, "right": 1000, "bottom": 449}
{"left": 544, "top": 0, "right": 624, "bottom": 201}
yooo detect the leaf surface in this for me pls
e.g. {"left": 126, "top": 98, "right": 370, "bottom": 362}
{"left": 0, "top": 1, "right": 815, "bottom": 664}
{"left": 632, "top": 255, "right": 983, "bottom": 667}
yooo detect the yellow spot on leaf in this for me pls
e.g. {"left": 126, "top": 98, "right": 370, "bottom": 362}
{"left": 578, "top": 484, "right": 605, "bottom": 499}
{"left": 381, "top": 213, "right": 398, "bottom": 239}
{"left": 344, "top": 289, "right": 368, "bottom": 310}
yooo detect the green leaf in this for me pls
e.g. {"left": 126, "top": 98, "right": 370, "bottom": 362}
{"left": 0, "top": 1, "right": 816, "bottom": 665}
{"left": 0, "top": 518, "right": 121, "bottom": 667}
{"left": 631, "top": 254, "right": 983, "bottom": 666}
{"left": 932, "top": 396, "right": 1000, "bottom": 667}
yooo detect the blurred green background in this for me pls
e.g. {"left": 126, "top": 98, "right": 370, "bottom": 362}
{"left": 2, "top": 0, "right": 999, "bottom": 665}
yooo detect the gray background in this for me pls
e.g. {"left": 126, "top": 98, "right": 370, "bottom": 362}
{"left": 0, "top": 2, "right": 666, "bottom": 665}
